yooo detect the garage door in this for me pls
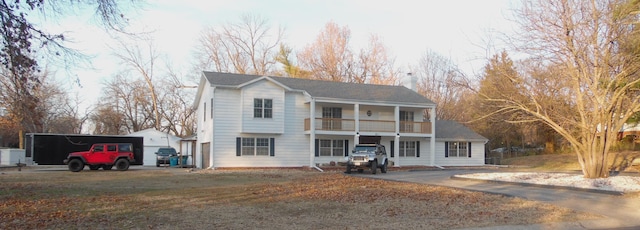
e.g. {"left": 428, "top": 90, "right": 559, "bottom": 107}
{"left": 201, "top": 142, "right": 210, "bottom": 169}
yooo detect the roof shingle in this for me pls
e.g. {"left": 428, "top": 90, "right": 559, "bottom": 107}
{"left": 435, "top": 120, "right": 487, "bottom": 141}
{"left": 203, "top": 71, "right": 435, "bottom": 105}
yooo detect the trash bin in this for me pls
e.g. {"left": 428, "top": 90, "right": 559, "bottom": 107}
{"left": 169, "top": 156, "right": 178, "bottom": 166}
{"left": 180, "top": 156, "right": 188, "bottom": 165}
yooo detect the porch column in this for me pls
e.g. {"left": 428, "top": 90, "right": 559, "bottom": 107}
{"left": 354, "top": 103, "right": 359, "bottom": 145}
{"left": 429, "top": 107, "right": 436, "bottom": 166}
{"left": 309, "top": 99, "right": 316, "bottom": 167}
{"left": 394, "top": 106, "right": 400, "bottom": 167}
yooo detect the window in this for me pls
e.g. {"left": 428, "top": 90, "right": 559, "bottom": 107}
{"left": 400, "top": 111, "right": 414, "bottom": 132}
{"left": 254, "top": 98, "right": 273, "bottom": 118}
{"left": 239, "top": 137, "right": 273, "bottom": 156}
{"left": 241, "top": 138, "right": 254, "bottom": 155}
{"left": 318, "top": 139, "right": 344, "bottom": 157}
{"left": 399, "top": 141, "right": 416, "bottom": 157}
{"left": 93, "top": 145, "right": 104, "bottom": 152}
{"left": 322, "top": 107, "right": 342, "bottom": 130}
{"left": 107, "top": 145, "right": 117, "bottom": 151}
{"left": 256, "top": 138, "right": 269, "bottom": 156}
{"left": 447, "top": 142, "right": 469, "bottom": 157}
{"left": 118, "top": 144, "right": 131, "bottom": 152}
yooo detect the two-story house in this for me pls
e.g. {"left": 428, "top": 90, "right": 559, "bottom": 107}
{"left": 193, "top": 71, "right": 487, "bottom": 169}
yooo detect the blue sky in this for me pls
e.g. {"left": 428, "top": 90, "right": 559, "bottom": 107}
{"left": 41, "top": 0, "right": 516, "bottom": 109}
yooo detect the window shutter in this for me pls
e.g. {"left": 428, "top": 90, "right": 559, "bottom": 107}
{"left": 344, "top": 140, "right": 349, "bottom": 156}
{"left": 468, "top": 142, "right": 472, "bottom": 158}
{"left": 314, "top": 139, "right": 319, "bottom": 157}
{"left": 236, "top": 137, "right": 241, "bottom": 156}
{"left": 390, "top": 141, "right": 394, "bottom": 157}
{"left": 445, "top": 142, "right": 449, "bottom": 157}
{"left": 416, "top": 141, "right": 420, "bottom": 158}
{"left": 270, "top": 138, "right": 275, "bottom": 157}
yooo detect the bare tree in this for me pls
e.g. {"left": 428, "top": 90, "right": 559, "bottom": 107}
{"left": 112, "top": 38, "right": 161, "bottom": 130}
{"left": 413, "top": 50, "right": 470, "bottom": 121}
{"left": 297, "top": 22, "right": 399, "bottom": 84}
{"left": 36, "top": 77, "right": 90, "bottom": 134}
{"left": 197, "top": 14, "right": 283, "bottom": 75}
{"left": 92, "top": 74, "right": 155, "bottom": 134}
{"left": 297, "top": 22, "right": 353, "bottom": 82}
{"left": 0, "top": 1, "right": 137, "bottom": 146}
{"left": 157, "top": 73, "right": 196, "bottom": 137}
{"left": 355, "top": 35, "right": 399, "bottom": 85}
{"left": 0, "top": 66, "right": 43, "bottom": 134}
{"left": 481, "top": 0, "right": 640, "bottom": 178}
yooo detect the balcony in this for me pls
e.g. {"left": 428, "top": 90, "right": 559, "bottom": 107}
{"left": 304, "top": 118, "right": 431, "bottom": 134}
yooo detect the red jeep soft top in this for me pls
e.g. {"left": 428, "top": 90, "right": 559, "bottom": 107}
{"left": 63, "top": 143, "right": 135, "bottom": 172}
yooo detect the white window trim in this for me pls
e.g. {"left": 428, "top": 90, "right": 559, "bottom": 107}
{"left": 241, "top": 137, "right": 271, "bottom": 156}
{"left": 448, "top": 142, "right": 469, "bottom": 158}
{"left": 253, "top": 98, "right": 273, "bottom": 119}
{"left": 399, "top": 141, "right": 416, "bottom": 157}
{"left": 318, "top": 139, "right": 344, "bottom": 157}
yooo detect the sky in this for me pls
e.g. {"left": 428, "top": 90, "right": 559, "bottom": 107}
{"left": 40, "top": 0, "right": 518, "bottom": 110}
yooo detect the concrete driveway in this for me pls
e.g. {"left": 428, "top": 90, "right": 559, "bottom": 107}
{"left": 354, "top": 169, "right": 640, "bottom": 230}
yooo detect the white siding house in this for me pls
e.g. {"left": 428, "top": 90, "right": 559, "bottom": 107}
{"left": 193, "top": 72, "right": 487, "bottom": 169}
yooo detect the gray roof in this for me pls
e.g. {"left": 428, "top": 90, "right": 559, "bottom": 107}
{"left": 435, "top": 120, "right": 487, "bottom": 142}
{"left": 203, "top": 71, "right": 435, "bottom": 105}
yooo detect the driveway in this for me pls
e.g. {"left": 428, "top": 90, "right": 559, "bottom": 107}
{"left": 354, "top": 169, "right": 640, "bottom": 230}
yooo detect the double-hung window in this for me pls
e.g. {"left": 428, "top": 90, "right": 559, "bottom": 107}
{"left": 240, "top": 137, "right": 273, "bottom": 156}
{"left": 319, "top": 139, "right": 344, "bottom": 157}
{"left": 254, "top": 98, "right": 273, "bottom": 118}
{"left": 447, "top": 142, "right": 470, "bottom": 157}
{"left": 399, "top": 141, "right": 416, "bottom": 157}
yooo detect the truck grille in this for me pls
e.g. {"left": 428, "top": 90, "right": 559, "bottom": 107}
{"left": 352, "top": 156, "right": 366, "bottom": 161}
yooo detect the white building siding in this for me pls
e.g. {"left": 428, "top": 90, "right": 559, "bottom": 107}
{"left": 434, "top": 141, "right": 485, "bottom": 166}
{"left": 242, "top": 80, "right": 285, "bottom": 134}
{"left": 195, "top": 85, "right": 216, "bottom": 169}
{"left": 211, "top": 88, "right": 242, "bottom": 167}
{"left": 313, "top": 135, "right": 352, "bottom": 165}
{"left": 211, "top": 90, "right": 310, "bottom": 168}
{"left": 388, "top": 138, "right": 433, "bottom": 166}
{"left": 280, "top": 92, "right": 312, "bottom": 166}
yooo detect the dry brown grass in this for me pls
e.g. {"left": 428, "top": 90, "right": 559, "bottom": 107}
{"left": 501, "top": 151, "right": 640, "bottom": 173}
{"left": 0, "top": 168, "right": 599, "bottom": 229}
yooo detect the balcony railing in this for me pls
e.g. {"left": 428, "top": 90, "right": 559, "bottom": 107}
{"left": 304, "top": 118, "right": 431, "bottom": 134}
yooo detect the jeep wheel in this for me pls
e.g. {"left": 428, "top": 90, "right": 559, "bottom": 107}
{"left": 371, "top": 160, "right": 377, "bottom": 174}
{"left": 345, "top": 164, "right": 352, "bottom": 174}
{"left": 103, "top": 165, "right": 113, "bottom": 170}
{"left": 89, "top": 165, "right": 101, "bottom": 170}
{"left": 381, "top": 160, "right": 388, "bottom": 173}
{"left": 115, "top": 158, "right": 130, "bottom": 171}
{"left": 68, "top": 159, "right": 84, "bottom": 172}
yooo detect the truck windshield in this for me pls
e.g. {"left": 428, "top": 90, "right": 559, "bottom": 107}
{"left": 157, "top": 148, "right": 176, "bottom": 156}
{"left": 354, "top": 146, "right": 376, "bottom": 152}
